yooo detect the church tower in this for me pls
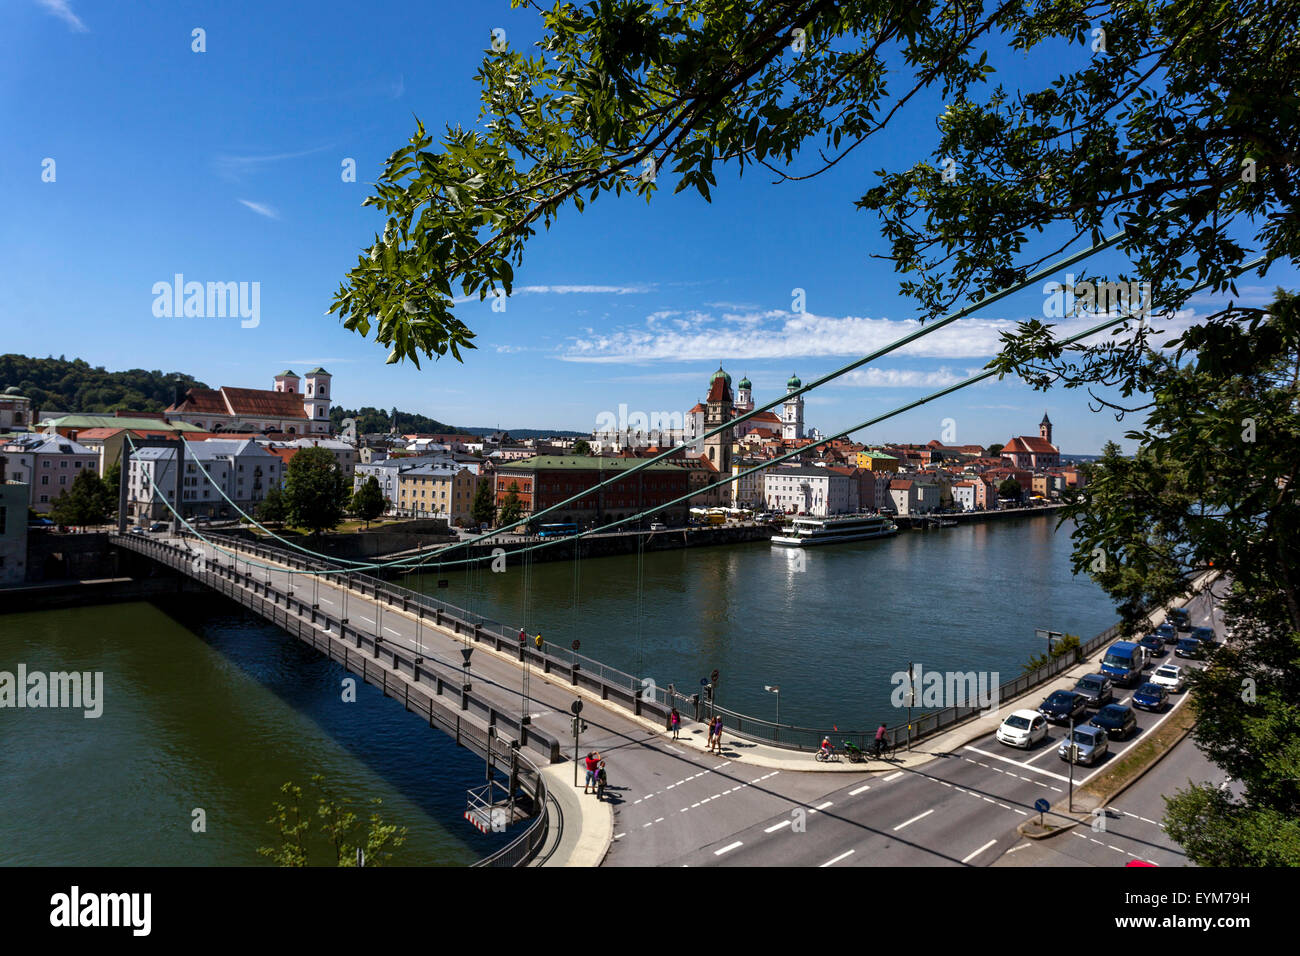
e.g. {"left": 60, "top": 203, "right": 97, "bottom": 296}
{"left": 703, "top": 365, "right": 734, "bottom": 475}
{"left": 303, "top": 367, "right": 333, "bottom": 434}
{"left": 782, "top": 373, "right": 805, "bottom": 441}
{"left": 1040, "top": 412, "right": 1053, "bottom": 446}
{"left": 736, "top": 375, "right": 754, "bottom": 414}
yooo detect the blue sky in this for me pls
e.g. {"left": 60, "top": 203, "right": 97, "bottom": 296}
{"left": 2, "top": 1, "right": 1293, "bottom": 454}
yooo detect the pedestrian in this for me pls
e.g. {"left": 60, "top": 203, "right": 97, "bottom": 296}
{"left": 706, "top": 718, "right": 716, "bottom": 752}
{"left": 712, "top": 716, "right": 724, "bottom": 754}
{"left": 670, "top": 707, "right": 681, "bottom": 740}
{"left": 583, "top": 750, "right": 601, "bottom": 794}
{"left": 595, "top": 760, "right": 608, "bottom": 801}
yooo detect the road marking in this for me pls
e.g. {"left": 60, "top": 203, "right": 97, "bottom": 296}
{"left": 1005, "top": 842, "right": 1031, "bottom": 854}
{"left": 765, "top": 820, "right": 791, "bottom": 833}
{"left": 849, "top": 785, "right": 871, "bottom": 796}
{"left": 614, "top": 833, "right": 624, "bottom": 840}
{"left": 1014, "top": 809, "right": 1027, "bottom": 816}
{"left": 642, "top": 822, "right": 653, "bottom": 828}
{"left": 714, "top": 761, "right": 732, "bottom": 770}
{"left": 355, "top": 615, "right": 373, "bottom": 624}
{"left": 665, "top": 745, "right": 684, "bottom": 754}
{"left": 383, "top": 627, "right": 401, "bottom": 636}
{"left": 655, "top": 818, "right": 664, "bottom": 824}
{"left": 961, "top": 839, "right": 997, "bottom": 864}
{"left": 820, "top": 850, "right": 855, "bottom": 867}
{"left": 893, "top": 809, "right": 934, "bottom": 831}
{"left": 884, "top": 772, "right": 904, "bottom": 782}
{"left": 691, "top": 802, "right": 700, "bottom": 808}
{"left": 715, "top": 841, "right": 743, "bottom": 856}
{"left": 814, "top": 800, "right": 834, "bottom": 810}
{"left": 319, "top": 597, "right": 333, "bottom": 605}
{"left": 963, "top": 746, "right": 1070, "bottom": 782}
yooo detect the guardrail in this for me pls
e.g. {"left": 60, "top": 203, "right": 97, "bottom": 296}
{"left": 112, "top": 532, "right": 550, "bottom": 867}
{"left": 160, "top": 529, "right": 1157, "bottom": 757}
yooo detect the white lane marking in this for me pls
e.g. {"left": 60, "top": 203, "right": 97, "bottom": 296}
{"left": 355, "top": 615, "right": 373, "bottom": 624}
{"left": 383, "top": 627, "right": 401, "bottom": 636}
{"left": 893, "top": 809, "right": 934, "bottom": 831}
{"left": 642, "top": 822, "right": 653, "bottom": 828}
{"left": 713, "top": 761, "right": 732, "bottom": 770}
{"left": 765, "top": 820, "right": 792, "bottom": 834}
{"left": 1014, "top": 809, "right": 1028, "bottom": 816}
{"left": 961, "top": 839, "right": 998, "bottom": 864}
{"left": 715, "top": 841, "right": 743, "bottom": 856}
{"left": 319, "top": 597, "right": 334, "bottom": 605}
{"left": 820, "top": 850, "right": 855, "bottom": 868}
{"left": 1005, "top": 842, "right": 1031, "bottom": 854}
{"left": 655, "top": 818, "right": 664, "bottom": 824}
{"left": 849, "top": 785, "right": 871, "bottom": 796}
{"left": 884, "top": 772, "right": 904, "bottom": 782}
{"left": 963, "top": 745, "right": 1070, "bottom": 782}
{"left": 691, "top": 802, "right": 701, "bottom": 808}
{"left": 665, "top": 745, "right": 684, "bottom": 754}
{"left": 813, "top": 800, "right": 834, "bottom": 811}
{"left": 614, "top": 833, "right": 624, "bottom": 840}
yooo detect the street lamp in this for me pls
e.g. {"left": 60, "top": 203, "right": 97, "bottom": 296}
{"left": 763, "top": 684, "right": 781, "bottom": 740}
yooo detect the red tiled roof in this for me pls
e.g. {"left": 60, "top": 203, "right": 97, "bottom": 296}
{"left": 1003, "top": 435, "right": 1057, "bottom": 454}
{"left": 168, "top": 388, "right": 228, "bottom": 415}
{"left": 890, "top": 479, "right": 913, "bottom": 489}
{"left": 221, "top": 387, "right": 310, "bottom": 419}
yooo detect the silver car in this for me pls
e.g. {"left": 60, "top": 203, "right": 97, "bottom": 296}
{"left": 1058, "top": 724, "right": 1109, "bottom": 766}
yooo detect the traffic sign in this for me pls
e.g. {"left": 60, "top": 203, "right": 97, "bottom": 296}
{"left": 572, "top": 640, "right": 580, "bottom": 651}
{"left": 700, "top": 677, "right": 709, "bottom": 686}
{"left": 570, "top": 699, "right": 583, "bottom": 715}
{"left": 1034, "top": 798, "right": 1050, "bottom": 813}
{"left": 711, "top": 669, "right": 720, "bottom": 684}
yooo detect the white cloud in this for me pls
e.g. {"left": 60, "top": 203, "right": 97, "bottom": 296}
{"left": 238, "top": 199, "right": 280, "bottom": 220}
{"left": 839, "top": 368, "right": 966, "bottom": 388}
{"left": 562, "top": 305, "right": 1193, "bottom": 364}
{"left": 37, "top": 0, "right": 87, "bottom": 32}
{"left": 215, "top": 145, "right": 334, "bottom": 181}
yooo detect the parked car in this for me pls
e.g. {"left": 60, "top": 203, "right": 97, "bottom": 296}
{"left": 128, "top": 525, "right": 147, "bottom": 535}
{"left": 1073, "top": 673, "right": 1115, "bottom": 709}
{"left": 1167, "top": 607, "right": 1191, "bottom": 632}
{"left": 996, "top": 709, "right": 1049, "bottom": 749}
{"left": 1154, "top": 622, "right": 1178, "bottom": 644}
{"left": 148, "top": 522, "right": 166, "bottom": 532}
{"left": 1132, "top": 682, "right": 1170, "bottom": 712}
{"left": 1175, "top": 637, "right": 1204, "bottom": 660}
{"left": 1089, "top": 703, "right": 1138, "bottom": 740}
{"left": 1150, "top": 664, "right": 1186, "bottom": 693}
{"left": 1059, "top": 724, "right": 1110, "bottom": 766}
{"left": 1038, "top": 690, "right": 1089, "bottom": 725}
{"left": 1136, "top": 634, "right": 1165, "bottom": 658}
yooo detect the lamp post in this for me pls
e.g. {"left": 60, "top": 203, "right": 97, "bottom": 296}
{"left": 763, "top": 684, "right": 781, "bottom": 741}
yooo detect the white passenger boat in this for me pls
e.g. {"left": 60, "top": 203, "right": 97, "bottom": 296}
{"left": 770, "top": 514, "right": 899, "bottom": 547}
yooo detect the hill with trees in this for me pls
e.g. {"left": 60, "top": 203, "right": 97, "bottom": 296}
{"left": 0, "top": 354, "right": 208, "bottom": 415}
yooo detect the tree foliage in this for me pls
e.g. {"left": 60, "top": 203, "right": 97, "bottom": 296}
{"left": 350, "top": 475, "right": 387, "bottom": 527}
{"left": 470, "top": 476, "right": 496, "bottom": 527}
{"left": 283, "top": 447, "right": 350, "bottom": 535}
{"left": 258, "top": 775, "right": 407, "bottom": 867}
{"left": 330, "top": 405, "right": 459, "bottom": 436}
{"left": 48, "top": 468, "right": 114, "bottom": 526}
{"left": 257, "top": 485, "right": 288, "bottom": 525}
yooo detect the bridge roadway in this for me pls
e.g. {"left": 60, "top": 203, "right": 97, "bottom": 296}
{"left": 151, "top": 533, "right": 1216, "bottom": 867}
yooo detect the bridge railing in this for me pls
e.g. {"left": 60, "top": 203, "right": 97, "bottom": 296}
{"left": 168, "top": 530, "right": 1151, "bottom": 756}
{"left": 114, "top": 532, "right": 552, "bottom": 866}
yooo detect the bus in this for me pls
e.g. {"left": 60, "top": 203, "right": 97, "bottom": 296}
{"left": 538, "top": 522, "right": 579, "bottom": 538}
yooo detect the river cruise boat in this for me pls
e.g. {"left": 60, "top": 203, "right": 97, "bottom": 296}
{"left": 771, "top": 514, "right": 899, "bottom": 547}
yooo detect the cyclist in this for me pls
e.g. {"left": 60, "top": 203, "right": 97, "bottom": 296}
{"left": 819, "top": 736, "right": 833, "bottom": 760}
{"left": 873, "top": 723, "right": 888, "bottom": 758}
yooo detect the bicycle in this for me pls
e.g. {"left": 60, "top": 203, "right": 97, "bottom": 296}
{"left": 871, "top": 738, "right": 899, "bottom": 761}
{"left": 814, "top": 745, "right": 841, "bottom": 763}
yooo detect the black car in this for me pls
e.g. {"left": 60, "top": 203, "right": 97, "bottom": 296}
{"left": 1038, "top": 689, "right": 1089, "bottom": 724}
{"left": 1190, "top": 626, "right": 1216, "bottom": 644}
{"left": 1175, "top": 637, "right": 1204, "bottom": 659}
{"left": 1089, "top": 703, "right": 1138, "bottom": 740}
{"left": 1154, "top": 622, "right": 1178, "bottom": 644}
{"left": 1073, "top": 674, "right": 1115, "bottom": 709}
{"left": 1138, "top": 634, "right": 1166, "bottom": 659}
{"left": 1167, "top": 608, "right": 1191, "bottom": 632}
